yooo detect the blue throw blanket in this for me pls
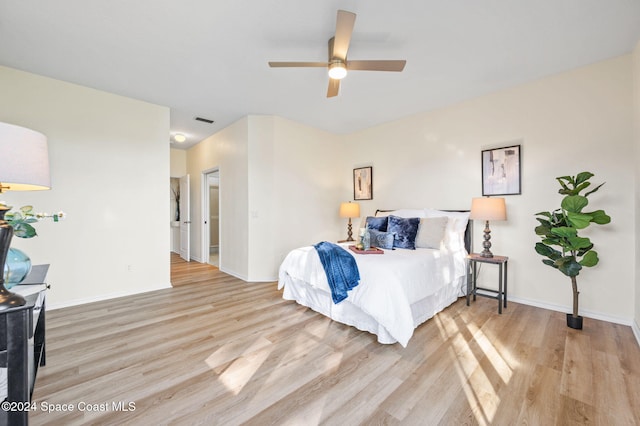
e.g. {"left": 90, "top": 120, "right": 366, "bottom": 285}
{"left": 314, "top": 242, "right": 360, "bottom": 304}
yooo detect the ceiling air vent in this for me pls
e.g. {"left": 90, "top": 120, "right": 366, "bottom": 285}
{"left": 195, "top": 117, "right": 214, "bottom": 124}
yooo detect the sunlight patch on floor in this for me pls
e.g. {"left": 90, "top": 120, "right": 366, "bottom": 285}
{"left": 280, "top": 395, "right": 328, "bottom": 426}
{"left": 217, "top": 346, "right": 274, "bottom": 395}
{"left": 305, "top": 316, "right": 331, "bottom": 340}
{"left": 205, "top": 336, "right": 273, "bottom": 372}
{"left": 434, "top": 308, "right": 516, "bottom": 425}
{"left": 466, "top": 323, "right": 515, "bottom": 384}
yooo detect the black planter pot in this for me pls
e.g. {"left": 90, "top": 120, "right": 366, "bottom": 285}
{"left": 566, "top": 313, "right": 583, "bottom": 329}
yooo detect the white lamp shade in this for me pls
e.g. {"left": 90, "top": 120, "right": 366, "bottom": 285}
{"left": 470, "top": 197, "right": 506, "bottom": 221}
{"left": 339, "top": 202, "right": 360, "bottom": 218}
{"left": 0, "top": 122, "right": 50, "bottom": 191}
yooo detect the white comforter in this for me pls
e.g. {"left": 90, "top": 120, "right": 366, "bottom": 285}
{"left": 278, "top": 243, "right": 466, "bottom": 347}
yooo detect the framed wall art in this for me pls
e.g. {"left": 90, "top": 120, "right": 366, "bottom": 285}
{"left": 481, "top": 145, "right": 521, "bottom": 196}
{"left": 353, "top": 166, "right": 373, "bottom": 200}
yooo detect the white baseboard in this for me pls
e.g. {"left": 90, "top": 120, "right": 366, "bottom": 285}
{"left": 48, "top": 282, "right": 172, "bottom": 310}
{"left": 219, "top": 266, "right": 248, "bottom": 282}
{"left": 508, "top": 295, "right": 634, "bottom": 326}
{"left": 633, "top": 319, "right": 640, "bottom": 348}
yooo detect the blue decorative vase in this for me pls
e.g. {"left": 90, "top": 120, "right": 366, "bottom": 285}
{"left": 3, "top": 248, "right": 32, "bottom": 289}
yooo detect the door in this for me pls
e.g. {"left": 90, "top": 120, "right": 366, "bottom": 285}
{"left": 179, "top": 174, "right": 190, "bottom": 261}
{"left": 202, "top": 168, "right": 220, "bottom": 267}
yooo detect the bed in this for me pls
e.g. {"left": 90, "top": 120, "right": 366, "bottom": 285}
{"left": 277, "top": 208, "right": 472, "bottom": 347}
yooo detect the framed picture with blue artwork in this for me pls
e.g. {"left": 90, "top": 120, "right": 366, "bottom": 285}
{"left": 482, "top": 145, "right": 521, "bottom": 196}
{"left": 353, "top": 166, "right": 373, "bottom": 200}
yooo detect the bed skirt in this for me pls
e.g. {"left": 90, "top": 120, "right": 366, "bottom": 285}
{"left": 280, "top": 274, "right": 467, "bottom": 345}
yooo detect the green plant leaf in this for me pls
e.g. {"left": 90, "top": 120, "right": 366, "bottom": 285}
{"left": 535, "top": 223, "right": 552, "bottom": 236}
{"left": 556, "top": 256, "right": 582, "bottom": 277}
{"left": 550, "top": 227, "right": 577, "bottom": 238}
{"left": 566, "top": 211, "right": 592, "bottom": 229}
{"left": 542, "top": 259, "right": 558, "bottom": 269}
{"left": 575, "top": 172, "right": 594, "bottom": 185}
{"left": 535, "top": 218, "right": 551, "bottom": 226}
{"left": 12, "top": 223, "right": 37, "bottom": 238}
{"left": 535, "top": 243, "right": 561, "bottom": 260}
{"left": 573, "top": 181, "right": 591, "bottom": 194}
{"left": 535, "top": 211, "right": 552, "bottom": 219}
{"left": 541, "top": 238, "right": 562, "bottom": 248}
{"left": 584, "top": 182, "right": 605, "bottom": 197}
{"left": 579, "top": 250, "right": 599, "bottom": 267}
{"left": 577, "top": 243, "right": 594, "bottom": 257}
{"left": 566, "top": 236, "right": 592, "bottom": 250}
{"left": 561, "top": 195, "right": 588, "bottom": 213}
{"left": 587, "top": 209, "right": 611, "bottom": 225}
{"left": 556, "top": 177, "right": 572, "bottom": 194}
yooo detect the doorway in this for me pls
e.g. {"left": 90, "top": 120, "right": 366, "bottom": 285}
{"left": 202, "top": 168, "right": 220, "bottom": 267}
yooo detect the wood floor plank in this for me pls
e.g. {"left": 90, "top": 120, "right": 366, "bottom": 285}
{"left": 561, "top": 330, "right": 594, "bottom": 406}
{"left": 516, "top": 364, "right": 561, "bottom": 425}
{"left": 27, "top": 253, "right": 640, "bottom": 425}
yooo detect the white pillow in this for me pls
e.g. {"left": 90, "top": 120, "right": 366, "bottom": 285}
{"left": 415, "top": 217, "right": 448, "bottom": 249}
{"left": 424, "top": 209, "right": 470, "bottom": 251}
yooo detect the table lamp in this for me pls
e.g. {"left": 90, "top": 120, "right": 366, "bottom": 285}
{"left": 470, "top": 197, "right": 506, "bottom": 258}
{"left": 0, "top": 122, "right": 50, "bottom": 310}
{"left": 339, "top": 201, "right": 360, "bottom": 242}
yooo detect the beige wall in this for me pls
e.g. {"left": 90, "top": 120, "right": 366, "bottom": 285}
{"left": 187, "top": 117, "right": 249, "bottom": 278}
{"left": 185, "top": 115, "right": 344, "bottom": 281}
{"left": 170, "top": 148, "right": 187, "bottom": 177}
{"left": 0, "top": 66, "right": 170, "bottom": 308}
{"left": 267, "top": 116, "right": 345, "bottom": 277}
{"left": 345, "top": 55, "right": 635, "bottom": 323}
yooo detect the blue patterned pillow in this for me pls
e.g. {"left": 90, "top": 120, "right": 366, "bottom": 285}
{"left": 366, "top": 216, "right": 388, "bottom": 231}
{"left": 387, "top": 215, "right": 420, "bottom": 250}
{"left": 368, "top": 229, "right": 395, "bottom": 250}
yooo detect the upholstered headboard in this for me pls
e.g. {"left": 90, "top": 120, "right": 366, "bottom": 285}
{"left": 373, "top": 209, "right": 473, "bottom": 254}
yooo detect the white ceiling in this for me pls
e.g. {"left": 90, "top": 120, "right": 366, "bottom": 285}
{"left": 1, "top": 1, "right": 639, "bottom": 149}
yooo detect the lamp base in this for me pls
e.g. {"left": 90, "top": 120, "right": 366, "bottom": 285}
{"left": 0, "top": 284, "right": 26, "bottom": 311}
{"left": 480, "top": 220, "right": 494, "bottom": 258}
{"left": 345, "top": 218, "right": 355, "bottom": 242}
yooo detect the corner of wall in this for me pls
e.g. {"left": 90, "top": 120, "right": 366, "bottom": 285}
{"left": 633, "top": 318, "right": 640, "bottom": 348}
{"left": 634, "top": 39, "right": 640, "bottom": 346}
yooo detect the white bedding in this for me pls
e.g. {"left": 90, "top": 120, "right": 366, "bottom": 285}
{"left": 278, "top": 243, "right": 468, "bottom": 347}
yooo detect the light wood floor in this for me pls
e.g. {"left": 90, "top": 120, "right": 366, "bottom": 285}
{"left": 30, "top": 254, "right": 640, "bottom": 425}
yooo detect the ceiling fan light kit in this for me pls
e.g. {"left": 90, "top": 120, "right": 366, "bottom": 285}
{"left": 268, "top": 10, "right": 406, "bottom": 97}
{"left": 328, "top": 62, "right": 347, "bottom": 80}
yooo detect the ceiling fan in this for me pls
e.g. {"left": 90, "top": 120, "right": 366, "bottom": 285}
{"left": 268, "top": 10, "right": 407, "bottom": 98}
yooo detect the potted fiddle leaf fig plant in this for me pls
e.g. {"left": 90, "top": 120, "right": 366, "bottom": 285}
{"left": 534, "top": 172, "right": 611, "bottom": 329}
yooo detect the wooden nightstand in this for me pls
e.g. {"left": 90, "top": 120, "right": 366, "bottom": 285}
{"left": 466, "top": 253, "right": 508, "bottom": 314}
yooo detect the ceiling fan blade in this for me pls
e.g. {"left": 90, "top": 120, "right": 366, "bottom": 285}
{"left": 332, "top": 10, "right": 356, "bottom": 60}
{"left": 347, "top": 60, "right": 406, "bottom": 72}
{"left": 268, "top": 61, "right": 328, "bottom": 68}
{"left": 327, "top": 78, "right": 340, "bottom": 98}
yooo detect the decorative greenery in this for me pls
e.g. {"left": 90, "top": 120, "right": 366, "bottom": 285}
{"left": 1, "top": 203, "right": 65, "bottom": 239}
{"left": 534, "top": 172, "right": 611, "bottom": 318}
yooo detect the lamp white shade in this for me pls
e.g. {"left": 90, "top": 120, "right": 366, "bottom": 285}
{"left": 470, "top": 197, "right": 507, "bottom": 221}
{"left": 0, "top": 122, "right": 50, "bottom": 191}
{"left": 339, "top": 202, "right": 360, "bottom": 218}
